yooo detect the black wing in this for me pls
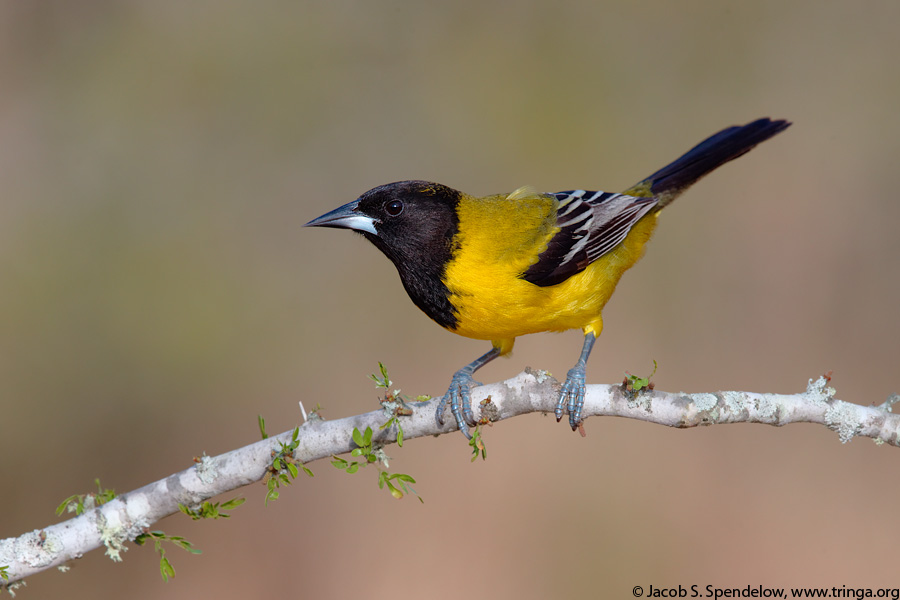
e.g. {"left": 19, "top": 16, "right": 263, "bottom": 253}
{"left": 521, "top": 190, "right": 658, "bottom": 287}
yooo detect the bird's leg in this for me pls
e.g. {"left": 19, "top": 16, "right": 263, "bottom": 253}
{"left": 556, "top": 332, "right": 597, "bottom": 430}
{"left": 436, "top": 346, "right": 502, "bottom": 439}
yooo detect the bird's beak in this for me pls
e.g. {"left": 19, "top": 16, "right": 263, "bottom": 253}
{"left": 304, "top": 199, "right": 377, "bottom": 235}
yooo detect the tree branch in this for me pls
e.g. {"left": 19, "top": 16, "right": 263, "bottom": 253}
{"left": 2, "top": 370, "right": 897, "bottom": 587}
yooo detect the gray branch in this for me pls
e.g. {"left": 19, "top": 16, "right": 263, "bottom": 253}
{"left": 2, "top": 371, "right": 897, "bottom": 588}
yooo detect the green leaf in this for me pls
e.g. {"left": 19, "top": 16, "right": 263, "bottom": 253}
{"left": 369, "top": 361, "right": 392, "bottom": 388}
{"left": 287, "top": 463, "right": 299, "bottom": 479}
{"left": 93, "top": 479, "right": 116, "bottom": 506}
{"left": 346, "top": 462, "right": 359, "bottom": 474}
{"left": 397, "top": 428, "right": 404, "bottom": 447}
{"left": 302, "top": 465, "right": 314, "bottom": 477}
{"left": 469, "top": 427, "right": 487, "bottom": 462}
{"left": 381, "top": 477, "right": 402, "bottom": 498}
{"left": 220, "top": 497, "right": 246, "bottom": 510}
{"left": 174, "top": 537, "right": 199, "bottom": 553}
{"left": 258, "top": 415, "right": 268, "bottom": 439}
{"left": 160, "top": 557, "right": 175, "bottom": 581}
{"left": 331, "top": 458, "right": 348, "bottom": 469}
{"left": 55, "top": 495, "right": 79, "bottom": 516}
{"left": 625, "top": 359, "right": 658, "bottom": 391}
{"left": 352, "top": 428, "right": 365, "bottom": 447}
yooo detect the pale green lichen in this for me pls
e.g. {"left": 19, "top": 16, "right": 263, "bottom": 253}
{"left": 691, "top": 393, "right": 719, "bottom": 423}
{"left": 96, "top": 511, "right": 147, "bottom": 563}
{"left": 380, "top": 393, "right": 407, "bottom": 418}
{"left": 7, "top": 580, "right": 26, "bottom": 597}
{"left": 824, "top": 400, "right": 862, "bottom": 444}
{"left": 692, "top": 393, "right": 718, "bottom": 412}
{"left": 524, "top": 367, "right": 552, "bottom": 384}
{"left": 756, "top": 396, "right": 779, "bottom": 421}
{"left": 627, "top": 390, "right": 653, "bottom": 412}
{"left": 373, "top": 447, "right": 391, "bottom": 468}
{"left": 81, "top": 495, "right": 97, "bottom": 512}
{"left": 195, "top": 454, "right": 218, "bottom": 485}
{"left": 805, "top": 376, "right": 836, "bottom": 405}
{"left": 3, "top": 529, "right": 60, "bottom": 570}
{"left": 722, "top": 391, "right": 749, "bottom": 417}
{"left": 98, "top": 516, "right": 128, "bottom": 562}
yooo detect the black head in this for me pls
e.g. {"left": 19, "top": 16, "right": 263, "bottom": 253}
{"left": 305, "top": 180, "right": 463, "bottom": 329}
{"left": 354, "top": 181, "right": 460, "bottom": 262}
{"left": 306, "top": 180, "right": 461, "bottom": 267}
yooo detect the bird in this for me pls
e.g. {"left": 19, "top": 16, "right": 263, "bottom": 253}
{"left": 305, "top": 118, "right": 791, "bottom": 439}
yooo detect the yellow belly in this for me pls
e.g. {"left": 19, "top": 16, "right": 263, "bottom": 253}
{"left": 443, "top": 211, "right": 659, "bottom": 343}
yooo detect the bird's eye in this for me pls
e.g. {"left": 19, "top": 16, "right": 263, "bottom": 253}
{"left": 384, "top": 200, "right": 404, "bottom": 217}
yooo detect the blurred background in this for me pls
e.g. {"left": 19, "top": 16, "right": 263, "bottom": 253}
{"left": 2, "top": 1, "right": 899, "bottom": 598}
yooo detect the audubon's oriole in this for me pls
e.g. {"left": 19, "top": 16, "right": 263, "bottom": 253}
{"left": 306, "top": 118, "right": 790, "bottom": 438}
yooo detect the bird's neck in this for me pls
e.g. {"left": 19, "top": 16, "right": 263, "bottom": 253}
{"left": 393, "top": 257, "right": 459, "bottom": 331}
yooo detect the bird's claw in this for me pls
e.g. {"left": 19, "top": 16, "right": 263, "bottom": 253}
{"left": 435, "top": 371, "right": 481, "bottom": 439}
{"left": 556, "top": 367, "right": 586, "bottom": 431}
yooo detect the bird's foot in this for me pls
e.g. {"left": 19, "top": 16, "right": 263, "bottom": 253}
{"left": 556, "top": 366, "right": 586, "bottom": 431}
{"left": 435, "top": 370, "right": 481, "bottom": 439}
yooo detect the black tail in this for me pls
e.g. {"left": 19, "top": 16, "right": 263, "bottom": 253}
{"left": 628, "top": 118, "right": 791, "bottom": 207}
